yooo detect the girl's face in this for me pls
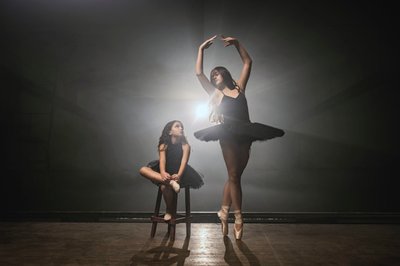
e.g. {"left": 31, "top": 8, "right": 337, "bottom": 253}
{"left": 211, "top": 71, "right": 224, "bottom": 87}
{"left": 169, "top": 121, "right": 184, "bottom": 137}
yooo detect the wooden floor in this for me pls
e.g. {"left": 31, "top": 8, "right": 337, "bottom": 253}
{"left": 1, "top": 222, "right": 400, "bottom": 265}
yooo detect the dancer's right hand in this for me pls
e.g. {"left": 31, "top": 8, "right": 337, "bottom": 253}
{"left": 200, "top": 35, "right": 217, "bottom": 50}
{"left": 161, "top": 172, "right": 171, "bottom": 181}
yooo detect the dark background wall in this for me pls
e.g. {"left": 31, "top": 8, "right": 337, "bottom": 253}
{"left": 2, "top": 0, "right": 398, "bottom": 213}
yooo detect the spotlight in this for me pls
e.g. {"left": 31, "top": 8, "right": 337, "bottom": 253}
{"left": 195, "top": 103, "right": 209, "bottom": 119}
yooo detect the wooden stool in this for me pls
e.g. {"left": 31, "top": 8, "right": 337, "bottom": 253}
{"left": 150, "top": 186, "right": 192, "bottom": 241}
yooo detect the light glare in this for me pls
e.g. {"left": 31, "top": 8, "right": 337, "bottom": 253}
{"left": 195, "top": 103, "right": 209, "bottom": 119}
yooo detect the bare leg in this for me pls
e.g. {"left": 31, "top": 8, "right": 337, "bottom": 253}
{"left": 220, "top": 139, "right": 250, "bottom": 211}
{"left": 139, "top": 166, "right": 165, "bottom": 183}
{"left": 222, "top": 180, "right": 232, "bottom": 207}
{"left": 237, "top": 141, "right": 251, "bottom": 177}
{"left": 220, "top": 139, "right": 251, "bottom": 238}
{"left": 161, "top": 185, "right": 175, "bottom": 217}
{"left": 140, "top": 167, "right": 177, "bottom": 220}
{"left": 234, "top": 141, "right": 250, "bottom": 237}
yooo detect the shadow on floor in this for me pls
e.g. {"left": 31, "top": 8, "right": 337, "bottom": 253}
{"left": 224, "top": 236, "right": 261, "bottom": 266}
{"left": 130, "top": 234, "right": 190, "bottom": 265}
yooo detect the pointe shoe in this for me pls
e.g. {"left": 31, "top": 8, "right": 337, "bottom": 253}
{"left": 234, "top": 211, "right": 243, "bottom": 240}
{"left": 169, "top": 180, "right": 180, "bottom": 193}
{"left": 164, "top": 213, "right": 172, "bottom": 221}
{"left": 234, "top": 223, "right": 243, "bottom": 240}
{"left": 217, "top": 206, "right": 229, "bottom": 236}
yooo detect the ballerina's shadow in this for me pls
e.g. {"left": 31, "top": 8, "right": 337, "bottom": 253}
{"left": 223, "top": 236, "right": 261, "bottom": 266}
{"left": 130, "top": 234, "right": 190, "bottom": 266}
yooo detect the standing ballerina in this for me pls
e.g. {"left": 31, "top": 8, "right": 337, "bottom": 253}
{"left": 140, "top": 120, "right": 203, "bottom": 221}
{"left": 194, "top": 35, "right": 284, "bottom": 240}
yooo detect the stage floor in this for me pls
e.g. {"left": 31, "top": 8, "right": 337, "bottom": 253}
{"left": 1, "top": 222, "right": 399, "bottom": 265}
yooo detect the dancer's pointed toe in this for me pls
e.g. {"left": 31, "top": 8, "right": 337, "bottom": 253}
{"left": 169, "top": 180, "right": 180, "bottom": 193}
{"left": 234, "top": 223, "right": 243, "bottom": 240}
{"left": 218, "top": 205, "right": 230, "bottom": 236}
{"left": 233, "top": 210, "right": 243, "bottom": 240}
{"left": 164, "top": 213, "right": 172, "bottom": 221}
{"left": 218, "top": 210, "right": 228, "bottom": 236}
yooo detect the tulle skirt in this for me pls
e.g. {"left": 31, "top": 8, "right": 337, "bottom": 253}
{"left": 194, "top": 121, "right": 285, "bottom": 142}
{"left": 147, "top": 160, "right": 204, "bottom": 189}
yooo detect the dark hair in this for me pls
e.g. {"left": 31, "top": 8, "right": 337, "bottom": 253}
{"left": 158, "top": 120, "right": 188, "bottom": 151}
{"left": 210, "top": 66, "right": 238, "bottom": 90}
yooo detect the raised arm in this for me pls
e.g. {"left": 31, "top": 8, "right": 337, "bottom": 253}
{"left": 196, "top": 35, "right": 217, "bottom": 95}
{"left": 221, "top": 36, "right": 252, "bottom": 92}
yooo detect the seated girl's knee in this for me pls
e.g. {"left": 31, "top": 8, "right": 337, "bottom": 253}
{"left": 139, "top": 166, "right": 148, "bottom": 175}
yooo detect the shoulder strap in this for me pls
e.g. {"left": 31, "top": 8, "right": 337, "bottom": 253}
{"left": 236, "top": 85, "right": 244, "bottom": 94}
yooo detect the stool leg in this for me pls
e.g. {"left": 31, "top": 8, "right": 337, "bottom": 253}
{"left": 185, "top": 187, "right": 191, "bottom": 237}
{"left": 170, "top": 223, "right": 176, "bottom": 241}
{"left": 151, "top": 186, "right": 162, "bottom": 238}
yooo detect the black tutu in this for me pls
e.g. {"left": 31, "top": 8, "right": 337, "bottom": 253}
{"left": 194, "top": 121, "right": 285, "bottom": 142}
{"left": 147, "top": 160, "right": 204, "bottom": 189}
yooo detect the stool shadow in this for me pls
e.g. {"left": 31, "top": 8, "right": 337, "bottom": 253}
{"left": 130, "top": 234, "right": 190, "bottom": 266}
{"left": 223, "top": 236, "right": 261, "bottom": 266}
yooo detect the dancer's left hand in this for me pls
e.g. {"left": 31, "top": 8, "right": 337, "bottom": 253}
{"left": 220, "top": 35, "right": 238, "bottom": 47}
{"left": 171, "top": 174, "right": 180, "bottom": 181}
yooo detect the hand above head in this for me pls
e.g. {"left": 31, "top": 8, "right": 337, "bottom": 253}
{"left": 220, "top": 35, "right": 238, "bottom": 47}
{"left": 200, "top": 35, "right": 218, "bottom": 50}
